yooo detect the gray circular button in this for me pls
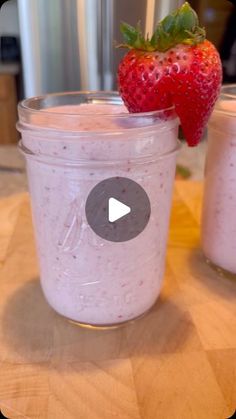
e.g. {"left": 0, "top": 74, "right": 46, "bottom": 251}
{"left": 85, "top": 177, "right": 151, "bottom": 242}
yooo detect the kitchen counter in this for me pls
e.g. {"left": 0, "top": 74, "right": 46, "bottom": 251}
{"left": 0, "top": 145, "right": 27, "bottom": 196}
{"left": 0, "top": 181, "right": 235, "bottom": 419}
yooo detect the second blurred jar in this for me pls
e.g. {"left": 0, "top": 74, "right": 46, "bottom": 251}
{"left": 201, "top": 84, "right": 236, "bottom": 277}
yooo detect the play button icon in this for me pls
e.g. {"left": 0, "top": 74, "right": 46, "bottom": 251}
{"left": 108, "top": 198, "right": 131, "bottom": 222}
{"left": 85, "top": 177, "right": 151, "bottom": 242}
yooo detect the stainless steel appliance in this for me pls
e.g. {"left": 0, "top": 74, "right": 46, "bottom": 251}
{"left": 18, "top": 0, "right": 183, "bottom": 97}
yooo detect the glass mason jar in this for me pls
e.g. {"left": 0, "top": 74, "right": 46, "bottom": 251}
{"left": 201, "top": 85, "right": 236, "bottom": 278}
{"left": 17, "top": 92, "right": 179, "bottom": 327}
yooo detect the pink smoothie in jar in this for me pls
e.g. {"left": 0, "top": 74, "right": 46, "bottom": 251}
{"left": 17, "top": 92, "right": 179, "bottom": 327}
{"left": 202, "top": 85, "right": 236, "bottom": 276}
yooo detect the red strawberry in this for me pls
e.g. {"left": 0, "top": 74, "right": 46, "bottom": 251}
{"left": 117, "top": 2, "right": 222, "bottom": 146}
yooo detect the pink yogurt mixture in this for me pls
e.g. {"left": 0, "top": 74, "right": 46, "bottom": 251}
{"left": 22, "top": 102, "right": 178, "bottom": 325}
{"left": 202, "top": 100, "right": 236, "bottom": 273}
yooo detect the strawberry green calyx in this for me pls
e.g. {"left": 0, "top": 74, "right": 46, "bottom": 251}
{"left": 119, "top": 2, "right": 206, "bottom": 52}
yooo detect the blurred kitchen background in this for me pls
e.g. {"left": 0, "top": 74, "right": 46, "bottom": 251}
{"left": 0, "top": 0, "right": 235, "bottom": 194}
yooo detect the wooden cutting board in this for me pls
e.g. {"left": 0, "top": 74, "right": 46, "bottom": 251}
{"left": 0, "top": 181, "right": 235, "bottom": 419}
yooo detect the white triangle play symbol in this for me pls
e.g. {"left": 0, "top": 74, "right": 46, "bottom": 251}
{"left": 108, "top": 197, "right": 131, "bottom": 223}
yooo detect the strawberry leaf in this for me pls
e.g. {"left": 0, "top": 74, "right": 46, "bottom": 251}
{"left": 161, "top": 14, "right": 176, "bottom": 33}
{"left": 178, "top": 2, "right": 199, "bottom": 31}
{"left": 119, "top": 2, "right": 206, "bottom": 52}
{"left": 120, "top": 21, "right": 148, "bottom": 50}
{"left": 120, "top": 22, "right": 139, "bottom": 45}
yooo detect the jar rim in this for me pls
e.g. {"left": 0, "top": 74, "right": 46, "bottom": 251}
{"left": 18, "top": 90, "right": 175, "bottom": 118}
{"left": 220, "top": 84, "right": 236, "bottom": 100}
{"left": 18, "top": 91, "right": 178, "bottom": 134}
{"left": 212, "top": 84, "right": 236, "bottom": 118}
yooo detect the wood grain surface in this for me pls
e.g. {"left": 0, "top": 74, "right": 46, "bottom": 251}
{"left": 0, "top": 181, "right": 235, "bottom": 419}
